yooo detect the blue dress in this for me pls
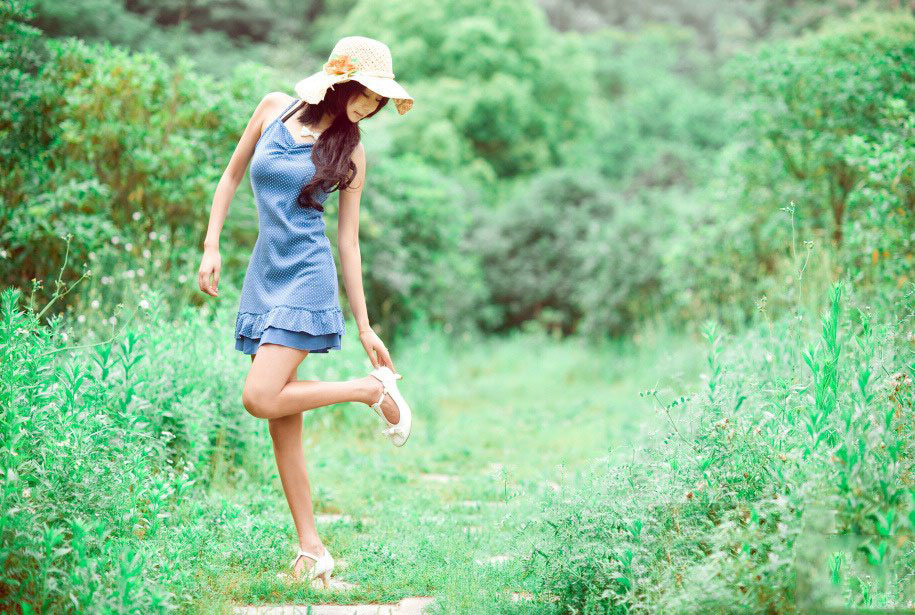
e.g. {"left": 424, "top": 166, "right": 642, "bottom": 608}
{"left": 234, "top": 97, "right": 346, "bottom": 355}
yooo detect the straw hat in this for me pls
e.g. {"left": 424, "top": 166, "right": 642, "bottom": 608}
{"left": 294, "top": 36, "right": 414, "bottom": 115}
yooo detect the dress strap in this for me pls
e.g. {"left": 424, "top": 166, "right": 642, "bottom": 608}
{"left": 280, "top": 98, "right": 304, "bottom": 123}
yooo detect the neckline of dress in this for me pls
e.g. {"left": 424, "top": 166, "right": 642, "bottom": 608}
{"left": 275, "top": 117, "right": 317, "bottom": 149}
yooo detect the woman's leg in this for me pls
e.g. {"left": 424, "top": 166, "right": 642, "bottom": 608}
{"left": 258, "top": 355, "right": 325, "bottom": 577}
{"left": 241, "top": 342, "right": 400, "bottom": 423}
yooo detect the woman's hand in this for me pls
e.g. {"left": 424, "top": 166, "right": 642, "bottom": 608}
{"left": 359, "top": 328, "right": 396, "bottom": 372}
{"left": 197, "top": 247, "right": 222, "bottom": 297}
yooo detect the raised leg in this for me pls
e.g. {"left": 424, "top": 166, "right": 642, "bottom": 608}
{"left": 241, "top": 342, "right": 400, "bottom": 422}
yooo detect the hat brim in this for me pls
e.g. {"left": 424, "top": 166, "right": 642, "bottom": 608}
{"left": 294, "top": 71, "right": 413, "bottom": 115}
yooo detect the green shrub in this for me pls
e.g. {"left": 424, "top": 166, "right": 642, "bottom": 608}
{"left": 470, "top": 168, "right": 615, "bottom": 334}
{"left": 721, "top": 8, "right": 914, "bottom": 310}
{"left": 525, "top": 280, "right": 914, "bottom": 613}
{"left": 0, "top": 33, "right": 275, "bottom": 324}
{"left": 351, "top": 152, "right": 485, "bottom": 340}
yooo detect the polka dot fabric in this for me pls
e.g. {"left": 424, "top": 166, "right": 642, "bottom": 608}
{"left": 234, "top": 97, "right": 346, "bottom": 355}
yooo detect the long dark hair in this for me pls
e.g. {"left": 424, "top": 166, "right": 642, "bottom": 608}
{"left": 285, "top": 80, "right": 389, "bottom": 211}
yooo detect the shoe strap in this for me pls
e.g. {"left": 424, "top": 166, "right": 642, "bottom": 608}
{"left": 371, "top": 383, "right": 391, "bottom": 412}
{"left": 295, "top": 549, "right": 321, "bottom": 561}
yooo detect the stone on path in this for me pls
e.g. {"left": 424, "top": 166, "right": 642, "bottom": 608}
{"left": 314, "top": 513, "right": 353, "bottom": 524}
{"left": 452, "top": 499, "right": 507, "bottom": 510}
{"left": 474, "top": 554, "right": 511, "bottom": 566}
{"left": 419, "top": 472, "right": 457, "bottom": 483}
{"left": 233, "top": 596, "right": 435, "bottom": 615}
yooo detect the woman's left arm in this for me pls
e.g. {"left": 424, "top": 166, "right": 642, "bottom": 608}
{"left": 337, "top": 142, "right": 396, "bottom": 371}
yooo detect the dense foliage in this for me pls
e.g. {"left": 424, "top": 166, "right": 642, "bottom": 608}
{"left": 528, "top": 282, "right": 913, "bottom": 612}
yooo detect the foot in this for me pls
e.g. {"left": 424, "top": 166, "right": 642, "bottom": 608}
{"left": 363, "top": 376, "right": 400, "bottom": 425}
{"left": 292, "top": 542, "right": 325, "bottom": 579}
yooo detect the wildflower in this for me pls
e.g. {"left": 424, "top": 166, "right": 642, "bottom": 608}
{"left": 23, "top": 487, "right": 30, "bottom": 498}
{"left": 142, "top": 248, "right": 151, "bottom": 259}
{"left": 153, "top": 259, "right": 161, "bottom": 267}
{"left": 111, "top": 236, "right": 120, "bottom": 245}
{"left": 91, "top": 299, "right": 100, "bottom": 309}
{"left": 124, "top": 242, "right": 133, "bottom": 252}
{"left": 132, "top": 211, "right": 142, "bottom": 221}
{"left": 149, "top": 231, "right": 158, "bottom": 240}
{"left": 61, "top": 332, "right": 68, "bottom": 342}
{"left": 139, "top": 299, "right": 150, "bottom": 310}
{"left": 77, "top": 314, "right": 86, "bottom": 323}
{"left": 178, "top": 274, "right": 187, "bottom": 283}
{"left": 0, "top": 249, "right": 7, "bottom": 258}
{"left": 108, "top": 316, "right": 117, "bottom": 325}
{"left": 137, "top": 268, "right": 145, "bottom": 277}
{"left": 88, "top": 251, "right": 96, "bottom": 260}
{"left": 125, "top": 270, "right": 135, "bottom": 279}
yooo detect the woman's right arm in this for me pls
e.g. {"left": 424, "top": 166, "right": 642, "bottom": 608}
{"left": 198, "top": 92, "right": 285, "bottom": 297}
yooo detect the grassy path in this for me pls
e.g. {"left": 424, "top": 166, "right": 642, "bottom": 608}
{"left": 196, "top": 330, "right": 702, "bottom": 614}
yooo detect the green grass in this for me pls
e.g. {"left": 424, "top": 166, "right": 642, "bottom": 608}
{"left": 8, "top": 277, "right": 907, "bottom": 614}
{"left": 187, "top": 319, "right": 705, "bottom": 612}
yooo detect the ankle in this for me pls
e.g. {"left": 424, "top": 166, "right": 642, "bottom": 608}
{"left": 299, "top": 537, "right": 324, "bottom": 556}
{"left": 359, "top": 375, "right": 383, "bottom": 406}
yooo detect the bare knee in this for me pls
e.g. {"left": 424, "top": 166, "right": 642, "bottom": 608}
{"left": 242, "top": 382, "right": 273, "bottom": 419}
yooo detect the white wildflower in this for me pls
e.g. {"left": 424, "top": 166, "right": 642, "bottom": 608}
{"left": 142, "top": 248, "right": 151, "bottom": 259}
{"left": 137, "top": 268, "right": 145, "bottom": 277}
{"left": 124, "top": 242, "right": 133, "bottom": 252}
{"left": 90, "top": 299, "right": 100, "bottom": 309}
{"left": 132, "top": 211, "right": 142, "bottom": 221}
{"left": 139, "top": 299, "right": 150, "bottom": 310}
{"left": 77, "top": 314, "right": 86, "bottom": 323}
{"left": 148, "top": 231, "right": 158, "bottom": 241}
{"left": 178, "top": 274, "right": 187, "bottom": 283}
{"left": 111, "top": 236, "right": 120, "bottom": 245}
{"left": 108, "top": 316, "right": 117, "bottom": 325}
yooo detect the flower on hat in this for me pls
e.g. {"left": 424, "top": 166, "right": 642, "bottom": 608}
{"left": 324, "top": 54, "right": 359, "bottom": 77}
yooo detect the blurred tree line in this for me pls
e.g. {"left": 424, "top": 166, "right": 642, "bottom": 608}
{"left": 1, "top": 0, "right": 911, "bottom": 344}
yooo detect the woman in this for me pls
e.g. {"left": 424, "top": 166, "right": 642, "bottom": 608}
{"left": 196, "top": 36, "right": 414, "bottom": 588}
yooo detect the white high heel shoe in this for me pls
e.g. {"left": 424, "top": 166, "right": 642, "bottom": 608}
{"left": 281, "top": 546, "right": 334, "bottom": 588}
{"left": 369, "top": 366, "right": 412, "bottom": 447}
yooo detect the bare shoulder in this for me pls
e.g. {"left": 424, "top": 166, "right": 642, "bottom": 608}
{"left": 250, "top": 91, "right": 296, "bottom": 137}
{"left": 261, "top": 91, "right": 296, "bottom": 117}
